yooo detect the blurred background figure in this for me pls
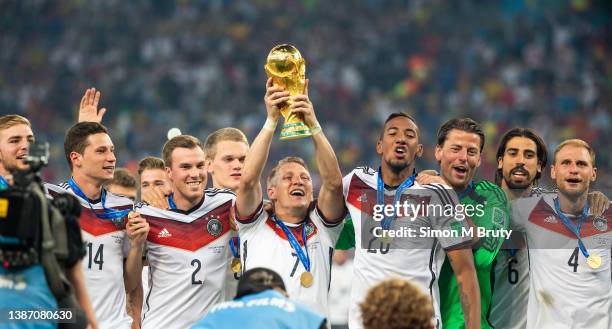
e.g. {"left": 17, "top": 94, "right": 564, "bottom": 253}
{"left": 2, "top": 1, "right": 609, "bottom": 193}
{"left": 360, "top": 278, "right": 435, "bottom": 329}
{"left": 328, "top": 250, "right": 353, "bottom": 329}
{"left": 105, "top": 167, "right": 137, "bottom": 200}
{"left": 191, "top": 267, "right": 327, "bottom": 329}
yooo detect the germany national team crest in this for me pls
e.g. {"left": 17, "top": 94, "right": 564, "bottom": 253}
{"left": 305, "top": 222, "right": 315, "bottom": 237}
{"left": 592, "top": 216, "right": 608, "bottom": 232}
{"left": 207, "top": 217, "right": 223, "bottom": 237}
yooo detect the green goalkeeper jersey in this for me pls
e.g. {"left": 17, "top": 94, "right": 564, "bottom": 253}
{"left": 334, "top": 180, "right": 511, "bottom": 328}
{"left": 439, "top": 180, "right": 510, "bottom": 329}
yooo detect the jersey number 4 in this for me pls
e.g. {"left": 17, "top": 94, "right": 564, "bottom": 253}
{"left": 87, "top": 243, "right": 104, "bottom": 270}
{"left": 568, "top": 247, "right": 579, "bottom": 273}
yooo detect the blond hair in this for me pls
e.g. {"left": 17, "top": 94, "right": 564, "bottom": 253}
{"left": 203, "top": 127, "right": 249, "bottom": 160}
{"left": 554, "top": 139, "right": 595, "bottom": 165}
{"left": 0, "top": 115, "right": 31, "bottom": 131}
{"left": 361, "top": 279, "right": 434, "bottom": 329}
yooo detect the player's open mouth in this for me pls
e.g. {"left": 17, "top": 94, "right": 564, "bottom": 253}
{"left": 510, "top": 168, "right": 529, "bottom": 179}
{"left": 452, "top": 165, "right": 468, "bottom": 176}
{"left": 103, "top": 166, "right": 115, "bottom": 172}
{"left": 566, "top": 178, "right": 582, "bottom": 184}
{"left": 393, "top": 146, "right": 407, "bottom": 158}
{"left": 186, "top": 181, "right": 202, "bottom": 187}
{"left": 290, "top": 189, "right": 305, "bottom": 197}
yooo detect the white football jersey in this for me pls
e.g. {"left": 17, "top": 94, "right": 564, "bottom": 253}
{"left": 45, "top": 182, "right": 133, "bottom": 329}
{"left": 344, "top": 167, "right": 472, "bottom": 329}
{"left": 512, "top": 193, "right": 611, "bottom": 329}
{"left": 235, "top": 201, "right": 344, "bottom": 317}
{"left": 136, "top": 188, "right": 234, "bottom": 329}
{"left": 490, "top": 187, "right": 545, "bottom": 329}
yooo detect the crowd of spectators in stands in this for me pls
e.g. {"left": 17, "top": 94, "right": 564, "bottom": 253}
{"left": 2, "top": 0, "right": 610, "bottom": 189}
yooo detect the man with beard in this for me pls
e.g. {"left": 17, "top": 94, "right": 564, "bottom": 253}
{"left": 342, "top": 113, "right": 480, "bottom": 329}
{"left": 490, "top": 128, "right": 608, "bottom": 329}
{"left": 135, "top": 135, "right": 235, "bottom": 328}
{"left": 509, "top": 139, "right": 611, "bottom": 328}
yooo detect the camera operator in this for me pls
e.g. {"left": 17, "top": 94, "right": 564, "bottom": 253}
{"left": 0, "top": 115, "right": 96, "bottom": 328}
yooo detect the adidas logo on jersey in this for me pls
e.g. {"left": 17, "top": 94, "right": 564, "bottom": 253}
{"left": 544, "top": 215, "right": 558, "bottom": 224}
{"left": 158, "top": 228, "right": 172, "bottom": 238}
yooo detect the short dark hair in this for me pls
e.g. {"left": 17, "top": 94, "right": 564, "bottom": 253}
{"left": 436, "top": 118, "right": 485, "bottom": 151}
{"left": 379, "top": 112, "right": 418, "bottom": 140}
{"left": 137, "top": 156, "right": 165, "bottom": 176}
{"left": 236, "top": 268, "right": 286, "bottom": 299}
{"left": 64, "top": 122, "right": 109, "bottom": 170}
{"left": 109, "top": 168, "right": 137, "bottom": 188}
{"left": 162, "top": 135, "right": 204, "bottom": 168}
{"left": 495, "top": 128, "right": 548, "bottom": 185}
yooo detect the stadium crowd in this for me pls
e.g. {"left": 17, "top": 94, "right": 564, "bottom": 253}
{"left": 1, "top": 0, "right": 610, "bottom": 190}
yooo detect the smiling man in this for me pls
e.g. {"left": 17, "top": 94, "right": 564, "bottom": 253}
{"left": 45, "top": 122, "right": 149, "bottom": 329}
{"left": 420, "top": 118, "right": 510, "bottom": 329}
{"left": 135, "top": 135, "right": 235, "bottom": 329}
{"left": 342, "top": 113, "right": 480, "bottom": 329}
{"left": 510, "top": 139, "right": 611, "bottom": 329}
{"left": 235, "top": 78, "right": 345, "bottom": 318}
{"left": 0, "top": 115, "right": 34, "bottom": 186}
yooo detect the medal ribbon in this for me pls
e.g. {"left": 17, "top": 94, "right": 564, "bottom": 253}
{"left": 229, "top": 236, "right": 240, "bottom": 258}
{"left": 168, "top": 193, "right": 177, "bottom": 210}
{"left": 554, "top": 197, "right": 591, "bottom": 258}
{"left": 273, "top": 215, "right": 310, "bottom": 272}
{"left": 377, "top": 168, "right": 416, "bottom": 230}
{"left": 67, "top": 178, "right": 131, "bottom": 220}
{"left": 0, "top": 176, "right": 8, "bottom": 190}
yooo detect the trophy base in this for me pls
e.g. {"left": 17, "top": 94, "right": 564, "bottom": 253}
{"left": 280, "top": 122, "right": 312, "bottom": 140}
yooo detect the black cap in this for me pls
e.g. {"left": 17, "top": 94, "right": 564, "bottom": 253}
{"left": 236, "top": 267, "right": 286, "bottom": 299}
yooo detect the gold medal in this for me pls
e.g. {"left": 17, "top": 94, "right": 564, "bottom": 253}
{"left": 300, "top": 272, "right": 314, "bottom": 288}
{"left": 587, "top": 253, "right": 602, "bottom": 269}
{"left": 231, "top": 258, "right": 241, "bottom": 273}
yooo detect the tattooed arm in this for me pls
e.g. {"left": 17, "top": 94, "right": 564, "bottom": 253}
{"left": 447, "top": 248, "right": 481, "bottom": 329}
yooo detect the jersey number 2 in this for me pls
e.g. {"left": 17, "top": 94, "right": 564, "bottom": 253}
{"left": 87, "top": 243, "right": 104, "bottom": 270}
{"left": 191, "top": 259, "right": 204, "bottom": 285}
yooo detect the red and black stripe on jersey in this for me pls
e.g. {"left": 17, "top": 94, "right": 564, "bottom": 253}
{"left": 143, "top": 200, "right": 233, "bottom": 251}
{"left": 528, "top": 198, "right": 612, "bottom": 238}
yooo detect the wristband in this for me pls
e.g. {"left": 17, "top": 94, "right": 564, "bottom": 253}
{"left": 310, "top": 124, "right": 322, "bottom": 136}
{"left": 263, "top": 118, "right": 278, "bottom": 131}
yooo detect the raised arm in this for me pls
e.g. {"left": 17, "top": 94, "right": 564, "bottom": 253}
{"left": 446, "top": 248, "right": 481, "bottom": 329}
{"left": 236, "top": 78, "right": 288, "bottom": 217}
{"left": 290, "top": 80, "right": 344, "bottom": 221}
{"left": 78, "top": 88, "right": 106, "bottom": 123}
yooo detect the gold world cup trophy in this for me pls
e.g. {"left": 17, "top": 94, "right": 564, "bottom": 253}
{"left": 264, "top": 44, "right": 311, "bottom": 140}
